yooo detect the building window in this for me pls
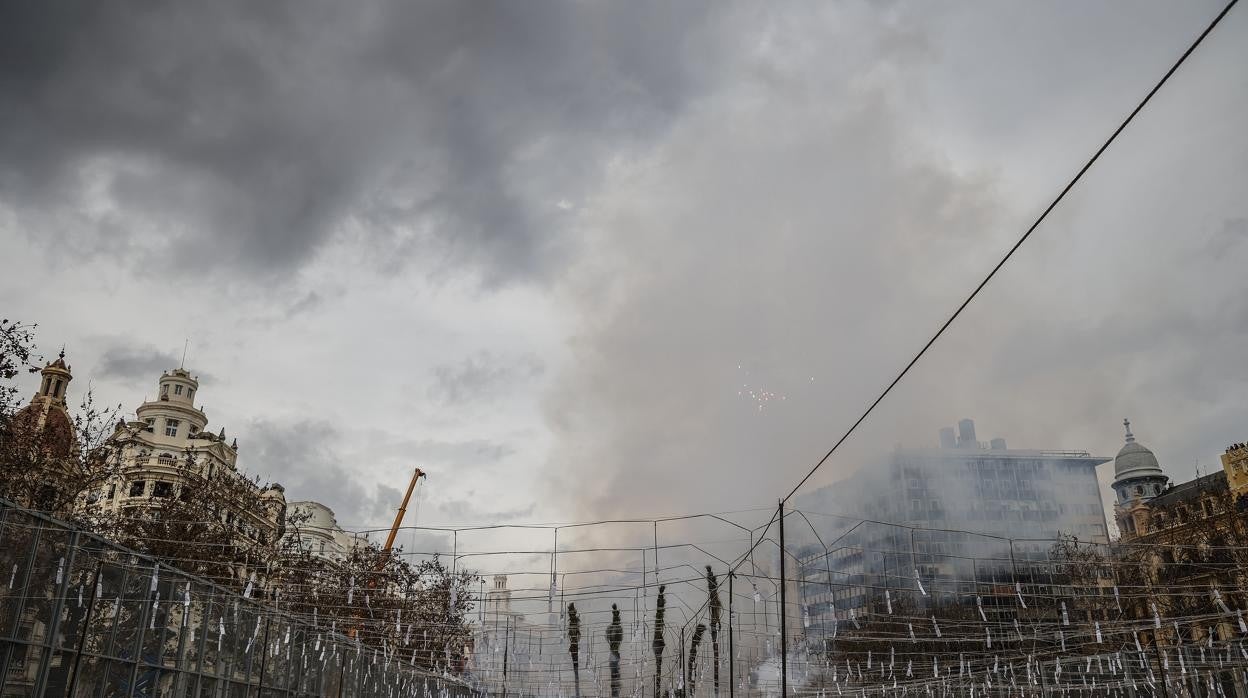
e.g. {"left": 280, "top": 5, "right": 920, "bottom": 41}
{"left": 129, "top": 480, "right": 147, "bottom": 497}
{"left": 187, "top": 389, "right": 194, "bottom": 401}
{"left": 164, "top": 419, "right": 180, "bottom": 437}
{"left": 143, "top": 418, "right": 155, "bottom": 432}
{"left": 189, "top": 425, "right": 199, "bottom": 435}
{"left": 107, "top": 484, "right": 116, "bottom": 499}
{"left": 174, "top": 384, "right": 183, "bottom": 395}
{"left": 153, "top": 481, "right": 173, "bottom": 498}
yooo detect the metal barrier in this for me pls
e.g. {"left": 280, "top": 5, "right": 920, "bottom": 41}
{"left": 0, "top": 499, "right": 477, "bottom": 697}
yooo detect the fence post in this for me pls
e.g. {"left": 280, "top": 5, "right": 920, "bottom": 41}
{"left": 727, "top": 572, "right": 734, "bottom": 698}
{"left": 254, "top": 609, "right": 272, "bottom": 697}
{"left": 125, "top": 561, "right": 156, "bottom": 698}
{"left": 0, "top": 518, "right": 44, "bottom": 691}
{"left": 778, "top": 499, "right": 787, "bottom": 698}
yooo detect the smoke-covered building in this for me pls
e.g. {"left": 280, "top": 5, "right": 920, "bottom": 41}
{"left": 792, "top": 419, "right": 1110, "bottom": 638}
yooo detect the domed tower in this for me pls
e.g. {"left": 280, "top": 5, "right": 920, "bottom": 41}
{"left": 135, "top": 368, "right": 209, "bottom": 443}
{"left": 1111, "top": 419, "right": 1168, "bottom": 539}
{"left": 9, "top": 352, "right": 80, "bottom": 512}
{"left": 15, "top": 352, "right": 78, "bottom": 459}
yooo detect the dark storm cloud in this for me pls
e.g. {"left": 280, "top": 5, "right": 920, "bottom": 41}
{"left": 435, "top": 497, "right": 536, "bottom": 524}
{"left": 242, "top": 418, "right": 517, "bottom": 526}
{"left": 94, "top": 344, "right": 182, "bottom": 383}
{"left": 240, "top": 418, "right": 380, "bottom": 524}
{"left": 429, "top": 351, "right": 545, "bottom": 405}
{"left": 0, "top": 1, "right": 719, "bottom": 284}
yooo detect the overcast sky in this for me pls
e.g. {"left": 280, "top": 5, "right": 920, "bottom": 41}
{"left": 2, "top": 1, "right": 1246, "bottom": 571}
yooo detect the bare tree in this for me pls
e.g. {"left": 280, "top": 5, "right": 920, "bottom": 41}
{"left": 269, "top": 537, "right": 479, "bottom": 673}
{"left": 686, "top": 623, "right": 706, "bottom": 697}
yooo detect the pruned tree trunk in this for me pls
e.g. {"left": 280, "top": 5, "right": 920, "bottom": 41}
{"left": 687, "top": 623, "right": 707, "bottom": 697}
{"left": 568, "top": 602, "right": 582, "bottom": 698}
{"left": 607, "top": 603, "right": 623, "bottom": 698}
{"left": 653, "top": 585, "right": 667, "bottom": 698}
{"left": 706, "top": 566, "right": 722, "bottom": 696}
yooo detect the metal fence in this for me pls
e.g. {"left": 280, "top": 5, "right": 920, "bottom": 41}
{"left": 0, "top": 499, "right": 477, "bottom": 697}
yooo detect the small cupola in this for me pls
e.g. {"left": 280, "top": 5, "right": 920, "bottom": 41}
{"left": 36, "top": 350, "right": 73, "bottom": 406}
{"left": 157, "top": 368, "right": 199, "bottom": 406}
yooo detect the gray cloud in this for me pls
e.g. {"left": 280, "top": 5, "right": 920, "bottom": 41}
{"left": 434, "top": 497, "right": 537, "bottom": 525}
{"left": 429, "top": 352, "right": 545, "bottom": 405}
{"left": 0, "top": 1, "right": 722, "bottom": 285}
{"left": 2, "top": 0, "right": 1245, "bottom": 572}
{"left": 94, "top": 344, "right": 182, "bottom": 384}
{"left": 541, "top": 1, "right": 1248, "bottom": 522}
{"left": 1207, "top": 217, "right": 1248, "bottom": 258}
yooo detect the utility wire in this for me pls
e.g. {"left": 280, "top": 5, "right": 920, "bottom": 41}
{"left": 784, "top": 0, "right": 1241, "bottom": 504}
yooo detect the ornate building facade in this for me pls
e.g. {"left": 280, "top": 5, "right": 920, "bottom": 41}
{"left": 1111, "top": 418, "right": 1248, "bottom": 543}
{"left": 84, "top": 367, "right": 287, "bottom": 548}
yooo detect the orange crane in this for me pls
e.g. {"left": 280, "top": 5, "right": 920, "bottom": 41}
{"left": 378, "top": 467, "right": 427, "bottom": 570}
{"left": 351, "top": 467, "right": 427, "bottom": 638}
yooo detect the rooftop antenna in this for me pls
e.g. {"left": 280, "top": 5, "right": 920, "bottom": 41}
{"left": 180, "top": 338, "right": 189, "bottom": 369}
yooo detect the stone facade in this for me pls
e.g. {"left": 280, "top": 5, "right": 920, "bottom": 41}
{"left": 284, "top": 500, "right": 363, "bottom": 563}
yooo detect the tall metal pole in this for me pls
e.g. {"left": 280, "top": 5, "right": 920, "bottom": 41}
{"left": 1151, "top": 635, "right": 1171, "bottom": 698}
{"left": 680, "top": 625, "right": 686, "bottom": 696}
{"left": 728, "top": 571, "right": 735, "bottom": 698}
{"left": 254, "top": 611, "right": 273, "bottom": 697}
{"left": 65, "top": 560, "right": 104, "bottom": 698}
{"left": 778, "top": 500, "right": 788, "bottom": 698}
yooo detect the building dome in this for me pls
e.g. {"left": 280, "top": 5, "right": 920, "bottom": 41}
{"left": 9, "top": 353, "right": 79, "bottom": 461}
{"left": 10, "top": 401, "right": 76, "bottom": 461}
{"left": 1113, "top": 419, "right": 1164, "bottom": 481}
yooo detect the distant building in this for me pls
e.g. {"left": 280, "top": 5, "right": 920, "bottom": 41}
{"left": 284, "top": 500, "right": 364, "bottom": 564}
{"left": 473, "top": 575, "right": 527, "bottom": 693}
{"left": 793, "top": 418, "right": 1110, "bottom": 638}
{"left": 84, "top": 368, "right": 286, "bottom": 548}
{"left": 1103, "top": 421, "right": 1248, "bottom": 650}
{"left": 1112, "top": 418, "right": 1248, "bottom": 543}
